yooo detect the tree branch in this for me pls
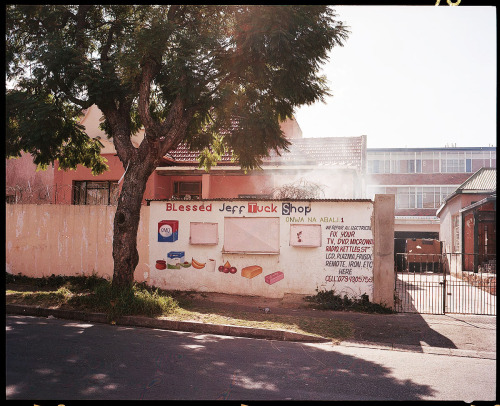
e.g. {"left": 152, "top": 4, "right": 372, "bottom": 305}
{"left": 137, "top": 56, "right": 162, "bottom": 139}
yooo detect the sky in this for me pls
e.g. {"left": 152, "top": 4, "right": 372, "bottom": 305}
{"left": 294, "top": 5, "right": 497, "bottom": 149}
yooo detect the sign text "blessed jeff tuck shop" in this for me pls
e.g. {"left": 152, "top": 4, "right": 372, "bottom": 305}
{"left": 165, "top": 202, "right": 311, "bottom": 216}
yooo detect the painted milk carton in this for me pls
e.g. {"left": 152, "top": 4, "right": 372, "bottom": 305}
{"left": 167, "top": 251, "right": 185, "bottom": 269}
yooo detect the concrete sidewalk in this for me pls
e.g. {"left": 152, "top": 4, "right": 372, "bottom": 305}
{"left": 6, "top": 291, "right": 496, "bottom": 360}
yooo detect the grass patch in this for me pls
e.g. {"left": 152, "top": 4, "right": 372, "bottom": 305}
{"left": 69, "top": 282, "right": 178, "bottom": 321}
{"left": 5, "top": 273, "right": 356, "bottom": 342}
{"left": 6, "top": 272, "right": 108, "bottom": 292}
{"left": 168, "top": 305, "right": 354, "bottom": 343}
{"left": 305, "top": 290, "right": 394, "bottom": 314}
{"left": 6, "top": 272, "right": 178, "bottom": 321}
{"left": 6, "top": 287, "right": 72, "bottom": 308}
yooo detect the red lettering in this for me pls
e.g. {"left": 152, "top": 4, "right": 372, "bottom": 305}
{"left": 166, "top": 202, "right": 210, "bottom": 212}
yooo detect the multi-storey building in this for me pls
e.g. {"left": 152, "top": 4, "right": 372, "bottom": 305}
{"left": 365, "top": 146, "right": 496, "bottom": 255}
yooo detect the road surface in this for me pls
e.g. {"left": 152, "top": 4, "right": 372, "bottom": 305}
{"left": 6, "top": 315, "right": 496, "bottom": 401}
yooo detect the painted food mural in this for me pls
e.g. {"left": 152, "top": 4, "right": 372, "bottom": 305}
{"left": 149, "top": 200, "right": 373, "bottom": 299}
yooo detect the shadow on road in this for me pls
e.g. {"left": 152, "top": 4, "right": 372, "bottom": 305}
{"left": 6, "top": 315, "right": 436, "bottom": 400}
{"left": 178, "top": 295, "right": 459, "bottom": 351}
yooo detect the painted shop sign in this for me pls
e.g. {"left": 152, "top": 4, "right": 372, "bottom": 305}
{"left": 149, "top": 200, "right": 374, "bottom": 299}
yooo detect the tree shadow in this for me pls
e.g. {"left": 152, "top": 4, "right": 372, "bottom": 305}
{"left": 6, "top": 314, "right": 439, "bottom": 400}
{"left": 176, "top": 294, "right": 459, "bottom": 351}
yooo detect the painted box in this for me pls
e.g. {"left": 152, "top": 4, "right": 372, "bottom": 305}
{"left": 158, "top": 220, "right": 179, "bottom": 242}
{"left": 167, "top": 251, "right": 185, "bottom": 269}
{"left": 265, "top": 271, "right": 284, "bottom": 285}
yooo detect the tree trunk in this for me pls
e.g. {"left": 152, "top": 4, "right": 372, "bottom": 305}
{"left": 111, "top": 156, "right": 156, "bottom": 291}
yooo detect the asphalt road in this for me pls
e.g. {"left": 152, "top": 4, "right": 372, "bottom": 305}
{"left": 6, "top": 315, "right": 496, "bottom": 401}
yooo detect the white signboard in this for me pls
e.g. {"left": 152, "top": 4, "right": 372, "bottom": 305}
{"left": 148, "top": 200, "right": 374, "bottom": 299}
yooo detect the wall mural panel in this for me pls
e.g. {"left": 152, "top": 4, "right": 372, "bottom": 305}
{"left": 149, "top": 200, "right": 374, "bottom": 299}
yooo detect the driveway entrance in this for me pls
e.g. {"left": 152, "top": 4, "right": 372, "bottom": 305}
{"left": 394, "top": 254, "right": 496, "bottom": 315}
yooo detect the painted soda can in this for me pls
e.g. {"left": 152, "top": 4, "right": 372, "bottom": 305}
{"left": 158, "top": 220, "right": 179, "bottom": 242}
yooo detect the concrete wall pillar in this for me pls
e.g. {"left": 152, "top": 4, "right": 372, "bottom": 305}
{"left": 372, "top": 194, "right": 395, "bottom": 308}
{"left": 202, "top": 174, "right": 211, "bottom": 199}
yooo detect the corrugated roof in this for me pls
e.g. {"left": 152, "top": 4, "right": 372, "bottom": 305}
{"left": 163, "top": 136, "right": 365, "bottom": 170}
{"left": 436, "top": 168, "right": 497, "bottom": 217}
{"left": 146, "top": 197, "right": 373, "bottom": 204}
{"left": 456, "top": 168, "right": 496, "bottom": 192}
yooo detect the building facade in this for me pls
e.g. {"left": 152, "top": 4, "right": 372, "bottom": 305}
{"left": 6, "top": 105, "right": 367, "bottom": 205}
{"left": 365, "top": 146, "right": 496, "bottom": 255}
{"left": 437, "top": 168, "right": 496, "bottom": 273}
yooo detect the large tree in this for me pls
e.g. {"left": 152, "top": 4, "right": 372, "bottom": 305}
{"left": 6, "top": 5, "right": 349, "bottom": 290}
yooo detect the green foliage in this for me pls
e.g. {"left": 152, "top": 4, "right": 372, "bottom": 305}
{"left": 305, "top": 289, "right": 394, "bottom": 314}
{"left": 6, "top": 272, "right": 179, "bottom": 320}
{"left": 6, "top": 5, "right": 350, "bottom": 288}
{"left": 69, "top": 281, "right": 178, "bottom": 321}
{"left": 6, "top": 5, "right": 349, "bottom": 172}
{"left": 5, "top": 272, "right": 108, "bottom": 291}
{"left": 6, "top": 88, "right": 108, "bottom": 175}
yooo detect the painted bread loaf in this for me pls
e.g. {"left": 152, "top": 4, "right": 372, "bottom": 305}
{"left": 241, "top": 265, "right": 263, "bottom": 279}
{"left": 265, "top": 271, "right": 284, "bottom": 285}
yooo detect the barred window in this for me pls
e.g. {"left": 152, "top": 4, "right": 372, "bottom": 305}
{"left": 173, "top": 181, "right": 201, "bottom": 199}
{"left": 73, "top": 181, "right": 119, "bottom": 205}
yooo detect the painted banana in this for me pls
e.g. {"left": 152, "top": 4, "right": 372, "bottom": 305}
{"left": 191, "top": 258, "right": 206, "bottom": 269}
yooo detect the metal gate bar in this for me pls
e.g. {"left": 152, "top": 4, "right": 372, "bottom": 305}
{"left": 395, "top": 253, "right": 496, "bottom": 315}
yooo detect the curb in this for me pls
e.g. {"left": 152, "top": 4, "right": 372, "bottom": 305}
{"left": 7, "top": 304, "right": 495, "bottom": 359}
{"left": 341, "top": 339, "right": 496, "bottom": 360}
{"left": 6, "top": 304, "right": 330, "bottom": 344}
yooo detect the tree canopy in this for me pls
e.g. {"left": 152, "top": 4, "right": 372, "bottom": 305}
{"left": 6, "top": 5, "right": 348, "bottom": 170}
{"left": 6, "top": 5, "right": 349, "bottom": 289}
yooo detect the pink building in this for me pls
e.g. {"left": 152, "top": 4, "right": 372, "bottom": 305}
{"left": 6, "top": 105, "right": 367, "bottom": 204}
{"left": 437, "top": 168, "right": 496, "bottom": 272}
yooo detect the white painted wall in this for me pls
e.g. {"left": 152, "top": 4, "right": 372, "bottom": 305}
{"left": 149, "top": 200, "right": 374, "bottom": 299}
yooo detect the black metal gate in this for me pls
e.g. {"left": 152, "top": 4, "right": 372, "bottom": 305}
{"left": 394, "top": 253, "right": 496, "bottom": 315}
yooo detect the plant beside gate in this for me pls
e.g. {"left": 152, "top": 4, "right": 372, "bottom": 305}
{"left": 305, "top": 289, "right": 394, "bottom": 314}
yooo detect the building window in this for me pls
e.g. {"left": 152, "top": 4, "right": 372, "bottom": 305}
{"left": 422, "top": 187, "right": 436, "bottom": 209}
{"left": 440, "top": 186, "right": 456, "bottom": 205}
{"left": 173, "top": 181, "right": 201, "bottom": 200}
{"left": 441, "top": 158, "right": 465, "bottom": 173}
{"left": 407, "top": 160, "right": 415, "bottom": 173}
{"left": 416, "top": 159, "right": 422, "bottom": 173}
{"left": 393, "top": 185, "right": 459, "bottom": 210}
{"left": 396, "top": 187, "right": 412, "bottom": 209}
{"left": 73, "top": 181, "right": 119, "bottom": 205}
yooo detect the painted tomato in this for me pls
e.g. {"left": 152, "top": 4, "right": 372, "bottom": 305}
{"left": 229, "top": 267, "right": 237, "bottom": 274}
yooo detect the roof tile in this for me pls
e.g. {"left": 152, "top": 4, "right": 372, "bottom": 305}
{"left": 164, "top": 136, "right": 364, "bottom": 170}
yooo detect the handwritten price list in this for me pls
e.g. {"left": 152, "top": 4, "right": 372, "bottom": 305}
{"left": 324, "top": 224, "right": 373, "bottom": 283}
